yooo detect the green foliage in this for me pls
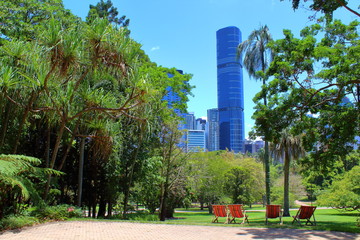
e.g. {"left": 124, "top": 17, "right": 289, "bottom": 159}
{"left": 281, "top": 0, "right": 360, "bottom": 20}
{"left": 0, "top": 0, "right": 196, "bottom": 219}
{"left": 271, "top": 173, "right": 306, "bottom": 207}
{"left": 86, "top": 0, "right": 130, "bottom": 27}
{"left": 224, "top": 158, "right": 265, "bottom": 205}
{"left": 109, "top": 210, "right": 158, "bottom": 221}
{"left": 253, "top": 19, "right": 359, "bottom": 198}
{"left": 187, "top": 152, "right": 265, "bottom": 208}
{"left": 187, "top": 151, "right": 234, "bottom": 206}
{"left": 0, "top": 0, "right": 79, "bottom": 43}
{"left": 0, "top": 154, "right": 64, "bottom": 218}
{"left": 0, "top": 215, "right": 39, "bottom": 231}
{"left": 30, "top": 205, "right": 83, "bottom": 221}
{"left": 317, "top": 166, "right": 360, "bottom": 211}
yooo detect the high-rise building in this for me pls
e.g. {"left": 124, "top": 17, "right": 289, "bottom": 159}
{"left": 196, "top": 118, "right": 206, "bottom": 130}
{"left": 186, "top": 130, "right": 206, "bottom": 152}
{"left": 243, "top": 138, "right": 265, "bottom": 154}
{"left": 184, "top": 113, "right": 196, "bottom": 130}
{"left": 216, "top": 26, "right": 245, "bottom": 152}
{"left": 207, "top": 108, "right": 219, "bottom": 151}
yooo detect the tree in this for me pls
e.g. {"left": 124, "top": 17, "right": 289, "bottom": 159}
{"left": 261, "top": 19, "right": 359, "bottom": 167}
{"left": 0, "top": 154, "right": 61, "bottom": 218}
{"left": 272, "top": 129, "right": 305, "bottom": 216}
{"left": 224, "top": 158, "right": 264, "bottom": 206}
{"left": 0, "top": 0, "right": 79, "bottom": 43}
{"left": 281, "top": 0, "right": 360, "bottom": 20}
{"left": 157, "top": 120, "right": 188, "bottom": 221}
{"left": 86, "top": 0, "right": 130, "bottom": 27}
{"left": 317, "top": 165, "right": 360, "bottom": 211}
{"left": 187, "top": 151, "right": 233, "bottom": 211}
{"left": 237, "top": 25, "right": 274, "bottom": 204}
{"left": 0, "top": 0, "right": 195, "bottom": 217}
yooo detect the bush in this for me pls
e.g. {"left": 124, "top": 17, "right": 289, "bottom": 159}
{"left": 108, "top": 210, "right": 158, "bottom": 221}
{"left": 30, "top": 204, "right": 83, "bottom": 221}
{"left": 0, "top": 215, "right": 39, "bottom": 231}
{"left": 127, "top": 211, "right": 158, "bottom": 221}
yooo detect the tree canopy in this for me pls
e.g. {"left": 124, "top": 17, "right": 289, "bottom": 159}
{"left": 281, "top": 0, "right": 360, "bottom": 20}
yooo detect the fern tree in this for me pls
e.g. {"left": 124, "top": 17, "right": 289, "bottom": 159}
{"left": 0, "top": 154, "right": 61, "bottom": 218}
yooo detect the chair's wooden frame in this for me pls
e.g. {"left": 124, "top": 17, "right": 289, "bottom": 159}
{"left": 228, "top": 204, "right": 249, "bottom": 224}
{"left": 211, "top": 205, "right": 230, "bottom": 223}
{"left": 292, "top": 206, "right": 317, "bottom": 226}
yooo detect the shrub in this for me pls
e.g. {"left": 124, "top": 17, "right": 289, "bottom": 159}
{"left": 0, "top": 215, "right": 39, "bottom": 231}
{"left": 127, "top": 211, "right": 158, "bottom": 221}
{"left": 30, "top": 204, "right": 83, "bottom": 221}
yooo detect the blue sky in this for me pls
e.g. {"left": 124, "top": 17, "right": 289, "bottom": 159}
{"left": 61, "top": 0, "right": 354, "bottom": 138}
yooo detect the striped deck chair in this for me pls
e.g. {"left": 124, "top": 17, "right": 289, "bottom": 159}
{"left": 228, "top": 204, "right": 249, "bottom": 224}
{"left": 292, "top": 206, "right": 317, "bottom": 226}
{"left": 211, "top": 205, "right": 229, "bottom": 223}
{"left": 265, "top": 205, "right": 283, "bottom": 224}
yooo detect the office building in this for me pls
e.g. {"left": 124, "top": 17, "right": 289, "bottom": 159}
{"left": 244, "top": 138, "right": 265, "bottom": 154}
{"left": 184, "top": 112, "right": 196, "bottom": 130}
{"left": 216, "top": 26, "right": 245, "bottom": 152}
{"left": 207, "top": 108, "right": 219, "bottom": 151}
{"left": 186, "top": 130, "right": 206, "bottom": 152}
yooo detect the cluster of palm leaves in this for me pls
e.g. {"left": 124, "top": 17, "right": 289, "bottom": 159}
{"left": 0, "top": 1, "right": 192, "bottom": 219}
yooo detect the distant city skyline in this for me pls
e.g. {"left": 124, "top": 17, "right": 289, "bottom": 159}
{"left": 62, "top": 0, "right": 355, "bottom": 138}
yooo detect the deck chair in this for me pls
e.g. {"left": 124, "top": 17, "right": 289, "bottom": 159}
{"left": 228, "top": 204, "right": 249, "bottom": 224}
{"left": 265, "top": 205, "right": 283, "bottom": 224}
{"left": 292, "top": 206, "right": 317, "bottom": 226}
{"left": 211, "top": 205, "right": 229, "bottom": 223}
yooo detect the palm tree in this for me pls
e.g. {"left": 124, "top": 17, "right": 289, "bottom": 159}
{"left": 272, "top": 129, "right": 305, "bottom": 216}
{"left": 237, "top": 25, "right": 274, "bottom": 204}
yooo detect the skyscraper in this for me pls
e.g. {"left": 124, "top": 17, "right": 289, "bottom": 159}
{"left": 216, "top": 26, "right": 245, "bottom": 152}
{"left": 186, "top": 130, "right": 206, "bottom": 152}
{"left": 207, "top": 108, "right": 219, "bottom": 151}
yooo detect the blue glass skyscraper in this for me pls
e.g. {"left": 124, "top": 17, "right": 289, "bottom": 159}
{"left": 216, "top": 26, "right": 245, "bottom": 152}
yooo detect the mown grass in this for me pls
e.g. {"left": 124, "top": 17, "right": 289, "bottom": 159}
{"left": 171, "top": 207, "right": 360, "bottom": 233}
{"left": 2, "top": 206, "right": 358, "bottom": 234}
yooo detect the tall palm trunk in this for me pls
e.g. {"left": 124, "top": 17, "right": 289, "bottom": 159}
{"left": 77, "top": 137, "right": 85, "bottom": 207}
{"left": 263, "top": 78, "right": 271, "bottom": 205}
{"left": 283, "top": 151, "right": 291, "bottom": 216}
{"left": 237, "top": 25, "right": 273, "bottom": 205}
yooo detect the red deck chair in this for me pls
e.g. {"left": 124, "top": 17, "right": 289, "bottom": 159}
{"left": 228, "top": 204, "right": 249, "bottom": 224}
{"left": 211, "top": 205, "right": 229, "bottom": 223}
{"left": 265, "top": 205, "right": 283, "bottom": 224}
{"left": 292, "top": 206, "right": 317, "bottom": 226}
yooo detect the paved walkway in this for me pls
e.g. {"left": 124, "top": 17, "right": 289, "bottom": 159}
{"left": 0, "top": 221, "right": 359, "bottom": 240}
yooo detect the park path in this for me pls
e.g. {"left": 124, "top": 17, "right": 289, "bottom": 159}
{"left": 0, "top": 221, "right": 359, "bottom": 240}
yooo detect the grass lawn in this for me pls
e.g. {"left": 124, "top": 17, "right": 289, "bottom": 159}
{"left": 170, "top": 207, "right": 360, "bottom": 234}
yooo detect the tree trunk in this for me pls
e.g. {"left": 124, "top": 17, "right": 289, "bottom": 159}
{"left": 13, "top": 91, "right": 36, "bottom": 154}
{"left": 97, "top": 197, "right": 106, "bottom": 218}
{"left": 43, "top": 120, "right": 66, "bottom": 200}
{"left": 77, "top": 137, "right": 85, "bottom": 207}
{"left": 208, "top": 204, "right": 213, "bottom": 214}
{"left": 45, "top": 125, "right": 51, "bottom": 168}
{"left": 283, "top": 152, "right": 291, "bottom": 216}
{"left": 159, "top": 182, "right": 168, "bottom": 221}
{"left": 0, "top": 101, "right": 12, "bottom": 148}
{"left": 264, "top": 140, "right": 271, "bottom": 204}
{"left": 107, "top": 201, "right": 113, "bottom": 218}
{"left": 263, "top": 78, "right": 271, "bottom": 205}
